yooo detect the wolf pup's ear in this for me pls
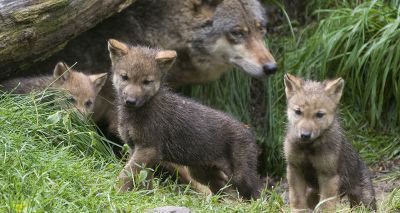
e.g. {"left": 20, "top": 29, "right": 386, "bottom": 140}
{"left": 324, "top": 77, "right": 344, "bottom": 104}
{"left": 155, "top": 50, "right": 177, "bottom": 71}
{"left": 108, "top": 39, "right": 129, "bottom": 64}
{"left": 284, "top": 73, "right": 303, "bottom": 99}
{"left": 90, "top": 73, "right": 108, "bottom": 94}
{"left": 53, "top": 62, "right": 70, "bottom": 82}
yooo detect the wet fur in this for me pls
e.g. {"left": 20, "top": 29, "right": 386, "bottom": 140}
{"left": 109, "top": 41, "right": 263, "bottom": 199}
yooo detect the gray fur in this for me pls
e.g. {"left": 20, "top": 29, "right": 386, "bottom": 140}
{"left": 1, "top": 75, "right": 54, "bottom": 93}
{"left": 40, "top": 0, "right": 275, "bottom": 87}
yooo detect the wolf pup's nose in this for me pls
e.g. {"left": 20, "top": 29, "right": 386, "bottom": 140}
{"left": 125, "top": 98, "right": 137, "bottom": 107}
{"left": 263, "top": 63, "right": 278, "bottom": 74}
{"left": 300, "top": 133, "right": 311, "bottom": 140}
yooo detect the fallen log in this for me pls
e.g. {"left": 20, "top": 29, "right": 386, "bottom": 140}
{"left": 0, "top": 0, "right": 136, "bottom": 79}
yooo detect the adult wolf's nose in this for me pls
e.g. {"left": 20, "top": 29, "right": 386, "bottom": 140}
{"left": 125, "top": 98, "right": 137, "bottom": 107}
{"left": 263, "top": 63, "right": 278, "bottom": 74}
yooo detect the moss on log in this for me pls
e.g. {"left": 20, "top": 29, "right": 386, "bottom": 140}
{"left": 0, "top": 0, "right": 136, "bottom": 79}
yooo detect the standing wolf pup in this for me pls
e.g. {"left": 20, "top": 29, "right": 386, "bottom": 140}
{"left": 283, "top": 74, "right": 376, "bottom": 211}
{"left": 108, "top": 39, "right": 263, "bottom": 199}
{"left": 1, "top": 62, "right": 107, "bottom": 114}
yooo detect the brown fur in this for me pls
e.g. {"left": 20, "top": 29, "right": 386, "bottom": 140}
{"left": 109, "top": 39, "right": 263, "bottom": 199}
{"left": 35, "top": 0, "right": 277, "bottom": 87}
{"left": 283, "top": 74, "right": 376, "bottom": 211}
{"left": 0, "top": 62, "right": 107, "bottom": 114}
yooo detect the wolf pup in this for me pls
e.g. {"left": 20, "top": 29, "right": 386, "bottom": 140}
{"left": 108, "top": 39, "right": 263, "bottom": 199}
{"left": 283, "top": 74, "right": 376, "bottom": 211}
{"left": 1, "top": 62, "right": 107, "bottom": 114}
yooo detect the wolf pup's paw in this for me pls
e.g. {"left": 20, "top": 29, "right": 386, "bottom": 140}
{"left": 115, "top": 170, "right": 134, "bottom": 193}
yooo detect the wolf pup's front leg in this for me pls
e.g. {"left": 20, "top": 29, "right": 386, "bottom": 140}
{"left": 317, "top": 174, "right": 340, "bottom": 211}
{"left": 287, "top": 165, "right": 308, "bottom": 212}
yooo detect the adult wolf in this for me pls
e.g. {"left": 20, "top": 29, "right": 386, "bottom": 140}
{"left": 46, "top": 0, "right": 277, "bottom": 87}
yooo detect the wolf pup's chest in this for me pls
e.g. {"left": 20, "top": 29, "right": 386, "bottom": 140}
{"left": 118, "top": 114, "right": 143, "bottom": 145}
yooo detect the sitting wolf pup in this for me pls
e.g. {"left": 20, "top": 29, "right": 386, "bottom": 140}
{"left": 108, "top": 39, "right": 263, "bottom": 199}
{"left": 1, "top": 62, "right": 107, "bottom": 114}
{"left": 283, "top": 74, "right": 376, "bottom": 211}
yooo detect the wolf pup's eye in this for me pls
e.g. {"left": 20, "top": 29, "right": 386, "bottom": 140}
{"left": 85, "top": 100, "right": 93, "bottom": 108}
{"left": 121, "top": 74, "right": 129, "bottom": 81}
{"left": 294, "top": 109, "right": 302, "bottom": 115}
{"left": 67, "top": 97, "right": 76, "bottom": 104}
{"left": 142, "top": 79, "right": 154, "bottom": 85}
{"left": 315, "top": 112, "right": 325, "bottom": 118}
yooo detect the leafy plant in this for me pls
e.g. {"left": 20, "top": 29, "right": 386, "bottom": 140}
{"left": 288, "top": 1, "right": 400, "bottom": 128}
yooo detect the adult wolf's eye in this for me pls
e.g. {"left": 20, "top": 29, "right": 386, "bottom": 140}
{"left": 294, "top": 109, "right": 302, "bottom": 115}
{"left": 230, "top": 30, "right": 245, "bottom": 38}
{"left": 316, "top": 112, "right": 325, "bottom": 118}
{"left": 229, "top": 29, "right": 246, "bottom": 39}
{"left": 121, "top": 74, "right": 129, "bottom": 81}
{"left": 85, "top": 100, "right": 93, "bottom": 108}
{"left": 142, "top": 79, "right": 154, "bottom": 85}
{"left": 67, "top": 97, "right": 76, "bottom": 104}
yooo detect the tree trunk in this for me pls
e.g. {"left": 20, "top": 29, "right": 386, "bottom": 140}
{"left": 0, "top": 0, "right": 136, "bottom": 80}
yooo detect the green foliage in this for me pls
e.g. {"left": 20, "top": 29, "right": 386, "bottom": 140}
{"left": 0, "top": 91, "right": 115, "bottom": 158}
{"left": 0, "top": 91, "right": 398, "bottom": 213}
{"left": 0, "top": 91, "right": 292, "bottom": 212}
{"left": 288, "top": 1, "right": 400, "bottom": 128}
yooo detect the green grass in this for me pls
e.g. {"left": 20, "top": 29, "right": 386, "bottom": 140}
{"left": 287, "top": 0, "right": 400, "bottom": 128}
{"left": 0, "top": 91, "right": 287, "bottom": 212}
{"left": 0, "top": 92, "right": 398, "bottom": 212}
{"left": 1, "top": 1, "right": 399, "bottom": 211}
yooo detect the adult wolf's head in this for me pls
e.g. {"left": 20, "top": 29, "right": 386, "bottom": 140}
{"left": 284, "top": 74, "right": 344, "bottom": 142}
{"left": 191, "top": 0, "right": 277, "bottom": 79}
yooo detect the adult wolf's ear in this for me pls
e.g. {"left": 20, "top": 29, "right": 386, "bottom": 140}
{"left": 90, "top": 73, "right": 108, "bottom": 94}
{"left": 108, "top": 39, "right": 129, "bottom": 64}
{"left": 324, "top": 77, "right": 345, "bottom": 104}
{"left": 192, "top": 0, "right": 224, "bottom": 18}
{"left": 155, "top": 50, "right": 177, "bottom": 71}
{"left": 53, "top": 62, "right": 70, "bottom": 82}
{"left": 284, "top": 73, "right": 303, "bottom": 99}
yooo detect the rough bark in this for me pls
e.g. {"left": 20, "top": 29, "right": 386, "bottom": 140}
{"left": 0, "top": 0, "right": 136, "bottom": 80}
